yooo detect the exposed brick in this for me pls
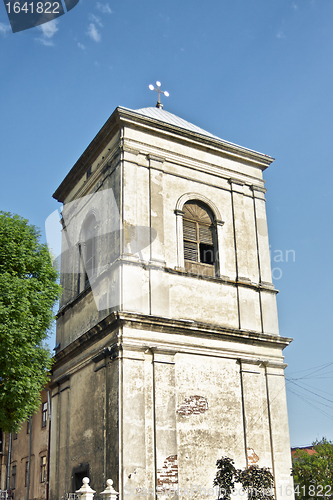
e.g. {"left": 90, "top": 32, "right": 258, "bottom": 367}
{"left": 176, "top": 395, "right": 208, "bottom": 416}
{"left": 247, "top": 448, "right": 259, "bottom": 464}
{"left": 157, "top": 455, "right": 178, "bottom": 492}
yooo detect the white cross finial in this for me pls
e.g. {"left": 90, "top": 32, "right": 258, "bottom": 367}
{"left": 148, "top": 81, "right": 169, "bottom": 109}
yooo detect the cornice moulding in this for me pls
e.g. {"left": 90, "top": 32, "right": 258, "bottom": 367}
{"left": 52, "top": 311, "right": 293, "bottom": 373}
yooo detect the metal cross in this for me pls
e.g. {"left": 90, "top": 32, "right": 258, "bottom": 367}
{"left": 148, "top": 81, "right": 169, "bottom": 109}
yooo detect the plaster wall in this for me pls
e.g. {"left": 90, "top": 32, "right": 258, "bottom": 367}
{"left": 119, "top": 130, "right": 276, "bottom": 336}
{"left": 122, "top": 127, "right": 265, "bottom": 182}
{"left": 50, "top": 314, "right": 293, "bottom": 500}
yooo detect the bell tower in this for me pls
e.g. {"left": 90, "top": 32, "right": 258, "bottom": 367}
{"left": 50, "top": 105, "right": 293, "bottom": 500}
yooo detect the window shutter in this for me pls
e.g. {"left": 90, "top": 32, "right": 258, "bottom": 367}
{"left": 199, "top": 224, "right": 213, "bottom": 245}
{"left": 184, "top": 240, "right": 198, "bottom": 262}
{"left": 182, "top": 202, "right": 216, "bottom": 269}
{"left": 183, "top": 219, "right": 197, "bottom": 241}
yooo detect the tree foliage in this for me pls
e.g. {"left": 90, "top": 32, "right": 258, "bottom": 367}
{"left": 237, "top": 466, "right": 274, "bottom": 500}
{"left": 292, "top": 438, "right": 333, "bottom": 499}
{"left": 0, "top": 212, "right": 61, "bottom": 432}
{"left": 214, "top": 456, "right": 274, "bottom": 500}
{"left": 213, "top": 457, "right": 237, "bottom": 500}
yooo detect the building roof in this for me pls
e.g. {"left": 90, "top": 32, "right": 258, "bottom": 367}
{"left": 291, "top": 446, "right": 316, "bottom": 457}
{"left": 133, "top": 107, "right": 268, "bottom": 157}
{"left": 134, "top": 107, "right": 221, "bottom": 140}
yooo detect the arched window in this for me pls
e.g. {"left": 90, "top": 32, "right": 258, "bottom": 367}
{"left": 78, "top": 215, "right": 97, "bottom": 291}
{"left": 183, "top": 201, "right": 216, "bottom": 276}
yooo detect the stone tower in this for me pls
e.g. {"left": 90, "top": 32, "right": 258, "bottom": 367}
{"left": 50, "top": 106, "right": 293, "bottom": 500}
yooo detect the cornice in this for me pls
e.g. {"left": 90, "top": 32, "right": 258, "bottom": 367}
{"left": 117, "top": 107, "right": 274, "bottom": 170}
{"left": 117, "top": 312, "right": 292, "bottom": 348}
{"left": 123, "top": 136, "right": 267, "bottom": 188}
{"left": 52, "top": 311, "right": 292, "bottom": 376}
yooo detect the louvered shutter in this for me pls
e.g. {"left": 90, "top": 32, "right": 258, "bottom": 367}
{"left": 184, "top": 240, "right": 198, "bottom": 262}
{"left": 182, "top": 203, "right": 216, "bottom": 267}
{"left": 199, "top": 225, "right": 213, "bottom": 245}
{"left": 183, "top": 219, "right": 197, "bottom": 241}
{"left": 183, "top": 219, "right": 198, "bottom": 262}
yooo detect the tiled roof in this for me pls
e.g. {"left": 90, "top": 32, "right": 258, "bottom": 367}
{"left": 291, "top": 446, "right": 316, "bottom": 457}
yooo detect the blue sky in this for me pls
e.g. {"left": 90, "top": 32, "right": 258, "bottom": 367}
{"left": 1, "top": 0, "right": 333, "bottom": 448}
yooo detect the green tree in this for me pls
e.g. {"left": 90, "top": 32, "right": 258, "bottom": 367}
{"left": 213, "top": 457, "right": 237, "bottom": 500}
{"left": 0, "top": 212, "right": 61, "bottom": 432}
{"left": 237, "top": 465, "right": 274, "bottom": 500}
{"left": 292, "top": 438, "right": 333, "bottom": 499}
{"left": 214, "top": 457, "right": 274, "bottom": 500}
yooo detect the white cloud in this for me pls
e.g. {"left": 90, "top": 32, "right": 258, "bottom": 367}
{"left": 86, "top": 23, "right": 101, "bottom": 42}
{"left": 36, "top": 37, "right": 55, "bottom": 46}
{"left": 39, "top": 19, "right": 59, "bottom": 38}
{"left": 292, "top": 2, "right": 298, "bottom": 10}
{"left": 78, "top": 42, "right": 86, "bottom": 50}
{"left": 0, "top": 22, "right": 11, "bottom": 35}
{"left": 89, "top": 14, "right": 103, "bottom": 27}
{"left": 96, "top": 2, "right": 112, "bottom": 14}
{"left": 35, "top": 19, "right": 59, "bottom": 47}
{"left": 35, "top": 19, "right": 58, "bottom": 46}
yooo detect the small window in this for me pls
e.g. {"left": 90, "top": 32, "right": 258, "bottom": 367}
{"left": 183, "top": 202, "right": 216, "bottom": 275}
{"left": 25, "top": 461, "right": 29, "bottom": 487}
{"left": 73, "top": 468, "right": 89, "bottom": 492}
{"left": 42, "top": 402, "right": 48, "bottom": 428}
{"left": 12, "top": 464, "right": 17, "bottom": 490}
{"left": 40, "top": 456, "right": 47, "bottom": 483}
{"left": 13, "top": 432, "right": 18, "bottom": 440}
{"left": 80, "top": 215, "right": 97, "bottom": 290}
{"left": 86, "top": 166, "right": 92, "bottom": 179}
{"left": 85, "top": 235, "right": 96, "bottom": 287}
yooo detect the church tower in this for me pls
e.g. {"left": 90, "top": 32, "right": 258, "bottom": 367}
{"left": 50, "top": 105, "right": 293, "bottom": 500}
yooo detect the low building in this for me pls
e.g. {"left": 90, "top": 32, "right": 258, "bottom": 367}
{"left": 3, "top": 390, "right": 50, "bottom": 500}
{"left": 1, "top": 430, "right": 9, "bottom": 491}
{"left": 291, "top": 446, "right": 316, "bottom": 457}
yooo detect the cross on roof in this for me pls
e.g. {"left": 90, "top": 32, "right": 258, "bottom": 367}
{"left": 148, "top": 81, "right": 169, "bottom": 109}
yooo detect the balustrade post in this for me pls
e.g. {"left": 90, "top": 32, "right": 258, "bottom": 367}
{"left": 100, "top": 479, "right": 118, "bottom": 500}
{"left": 76, "top": 478, "right": 96, "bottom": 500}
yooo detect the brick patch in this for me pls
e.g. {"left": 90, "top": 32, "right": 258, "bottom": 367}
{"left": 176, "top": 395, "right": 208, "bottom": 416}
{"left": 157, "top": 455, "right": 178, "bottom": 492}
{"left": 247, "top": 448, "right": 259, "bottom": 464}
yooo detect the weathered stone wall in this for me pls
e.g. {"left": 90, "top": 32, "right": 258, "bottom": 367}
{"left": 50, "top": 324, "right": 293, "bottom": 500}
{"left": 50, "top": 330, "right": 120, "bottom": 498}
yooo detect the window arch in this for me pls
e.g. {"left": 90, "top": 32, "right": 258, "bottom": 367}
{"left": 182, "top": 201, "right": 216, "bottom": 276}
{"left": 175, "top": 193, "right": 224, "bottom": 277}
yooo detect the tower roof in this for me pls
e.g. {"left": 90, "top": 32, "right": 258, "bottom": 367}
{"left": 134, "top": 107, "right": 221, "bottom": 141}
{"left": 133, "top": 107, "right": 269, "bottom": 158}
